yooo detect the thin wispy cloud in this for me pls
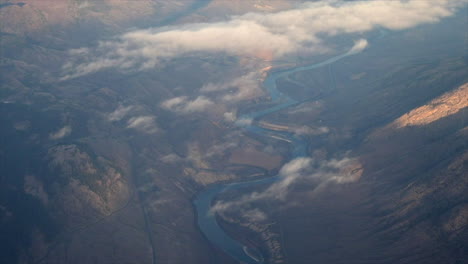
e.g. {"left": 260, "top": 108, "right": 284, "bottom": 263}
{"left": 163, "top": 131, "right": 243, "bottom": 165}
{"left": 223, "top": 111, "right": 237, "bottom": 122}
{"left": 241, "top": 208, "right": 267, "bottom": 222}
{"left": 160, "top": 96, "right": 214, "bottom": 114}
{"left": 201, "top": 72, "right": 263, "bottom": 102}
{"left": 210, "top": 157, "right": 313, "bottom": 215}
{"left": 235, "top": 117, "right": 254, "bottom": 126}
{"left": 211, "top": 155, "right": 362, "bottom": 216}
{"left": 205, "top": 140, "right": 238, "bottom": 158}
{"left": 160, "top": 153, "right": 184, "bottom": 164}
{"left": 107, "top": 105, "right": 134, "bottom": 121}
{"left": 293, "top": 125, "right": 330, "bottom": 136}
{"left": 126, "top": 115, "right": 158, "bottom": 134}
{"left": 348, "top": 39, "right": 368, "bottom": 54}
{"left": 49, "top": 125, "right": 72, "bottom": 140}
{"left": 61, "top": 0, "right": 466, "bottom": 79}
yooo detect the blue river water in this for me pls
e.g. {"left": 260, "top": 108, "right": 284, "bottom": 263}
{"left": 0, "top": 2, "right": 25, "bottom": 9}
{"left": 193, "top": 43, "right": 375, "bottom": 263}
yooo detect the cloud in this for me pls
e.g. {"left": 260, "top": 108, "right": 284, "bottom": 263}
{"left": 107, "top": 105, "right": 134, "bottom": 121}
{"left": 235, "top": 117, "right": 253, "bottom": 126}
{"left": 287, "top": 101, "right": 323, "bottom": 114}
{"left": 205, "top": 140, "right": 238, "bottom": 158}
{"left": 160, "top": 96, "right": 186, "bottom": 109}
{"left": 210, "top": 157, "right": 312, "bottom": 215}
{"left": 61, "top": 0, "right": 466, "bottom": 79}
{"left": 183, "top": 96, "right": 215, "bottom": 112}
{"left": 293, "top": 125, "right": 329, "bottom": 136}
{"left": 348, "top": 38, "right": 368, "bottom": 54}
{"left": 163, "top": 131, "right": 244, "bottom": 168}
{"left": 126, "top": 115, "right": 158, "bottom": 133}
{"left": 263, "top": 157, "right": 314, "bottom": 199}
{"left": 201, "top": 72, "right": 263, "bottom": 102}
{"left": 242, "top": 208, "right": 267, "bottom": 222}
{"left": 160, "top": 153, "right": 184, "bottom": 164}
{"left": 160, "top": 96, "right": 214, "bottom": 114}
{"left": 49, "top": 125, "right": 72, "bottom": 140}
{"left": 223, "top": 111, "right": 236, "bottom": 122}
{"left": 211, "top": 155, "right": 362, "bottom": 215}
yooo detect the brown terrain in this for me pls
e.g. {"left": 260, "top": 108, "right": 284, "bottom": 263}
{"left": 218, "top": 78, "right": 467, "bottom": 263}
{"left": 279, "top": 83, "right": 467, "bottom": 263}
{"left": 0, "top": 1, "right": 299, "bottom": 264}
{"left": 210, "top": 12, "right": 468, "bottom": 262}
{"left": 1, "top": 1, "right": 467, "bottom": 264}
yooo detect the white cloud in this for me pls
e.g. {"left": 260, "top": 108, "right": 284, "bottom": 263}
{"left": 184, "top": 96, "right": 215, "bottom": 112}
{"left": 62, "top": 0, "right": 466, "bottom": 79}
{"left": 348, "top": 38, "right": 368, "bottom": 54}
{"left": 160, "top": 96, "right": 186, "bottom": 109}
{"left": 160, "top": 96, "right": 214, "bottom": 114}
{"left": 201, "top": 72, "right": 263, "bottom": 102}
{"left": 242, "top": 208, "right": 267, "bottom": 222}
{"left": 223, "top": 111, "right": 236, "bottom": 122}
{"left": 235, "top": 117, "right": 253, "bottom": 126}
{"left": 49, "top": 125, "right": 72, "bottom": 140}
{"left": 107, "top": 105, "right": 134, "bottom": 121}
{"left": 293, "top": 125, "right": 329, "bottom": 136}
{"left": 210, "top": 157, "right": 312, "bottom": 214}
{"left": 205, "top": 140, "right": 238, "bottom": 158}
{"left": 160, "top": 153, "right": 184, "bottom": 164}
{"left": 126, "top": 115, "right": 158, "bottom": 133}
{"left": 211, "top": 155, "right": 362, "bottom": 215}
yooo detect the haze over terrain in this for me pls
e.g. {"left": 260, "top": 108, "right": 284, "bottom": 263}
{"left": 1, "top": 0, "right": 467, "bottom": 264}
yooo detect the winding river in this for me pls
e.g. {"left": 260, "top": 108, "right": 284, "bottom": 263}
{"left": 193, "top": 43, "right": 373, "bottom": 263}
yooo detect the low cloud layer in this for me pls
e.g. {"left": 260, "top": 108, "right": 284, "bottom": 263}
{"left": 201, "top": 72, "right": 263, "bottom": 102}
{"left": 293, "top": 125, "right": 330, "bottom": 136}
{"left": 160, "top": 72, "right": 264, "bottom": 115}
{"left": 211, "top": 155, "right": 362, "bottom": 217}
{"left": 62, "top": 0, "right": 466, "bottom": 79}
{"left": 160, "top": 96, "right": 214, "bottom": 114}
{"left": 348, "top": 39, "right": 369, "bottom": 54}
{"left": 49, "top": 125, "right": 72, "bottom": 140}
{"left": 107, "top": 105, "right": 135, "bottom": 121}
{"left": 126, "top": 115, "right": 158, "bottom": 134}
{"left": 160, "top": 131, "right": 243, "bottom": 166}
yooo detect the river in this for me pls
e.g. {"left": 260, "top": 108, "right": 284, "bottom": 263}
{"left": 193, "top": 43, "right": 374, "bottom": 263}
